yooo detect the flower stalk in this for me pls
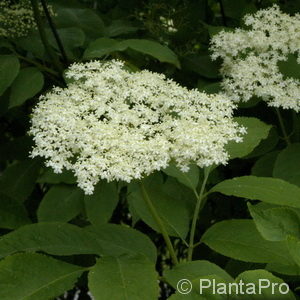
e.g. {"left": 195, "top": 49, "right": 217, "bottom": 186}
{"left": 187, "top": 167, "right": 210, "bottom": 261}
{"left": 140, "top": 182, "right": 178, "bottom": 265}
{"left": 276, "top": 108, "right": 291, "bottom": 146}
{"left": 30, "top": 0, "right": 62, "bottom": 73}
{"left": 40, "top": 0, "right": 68, "bottom": 65}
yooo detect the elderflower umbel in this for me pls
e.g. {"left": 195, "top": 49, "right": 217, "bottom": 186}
{"left": 0, "top": 0, "right": 54, "bottom": 38}
{"left": 29, "top": 60, "right": 244, "bottom": 194}
{"left": 210, "top": 5, "right": 300, "bottom": 111}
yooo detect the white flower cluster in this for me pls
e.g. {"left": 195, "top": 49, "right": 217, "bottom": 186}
{"left": 159, "top": 16, "right": 178, "bottom": 33}
{"left": 29, "top": 60, "right": 244, "bottom": 194}
{"left": 210, "top": 5, "right": 300, "bottom": 111}
{"left": 0, "top": 0, "right": 53, "bottom": 38}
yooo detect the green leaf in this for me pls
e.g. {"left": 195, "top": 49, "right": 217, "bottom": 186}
{"left": 164, "top": 260, "right": 233, "bottom": 289}
{"left": 48, "top": 27, "right": 85, "bottom": 50}
{"left": 226, "top": 117, "right": 271, "bottom": 159}
{"left": 156, "top": 176, "right": 196, "bottom": 216}
{"left": 235, "top": 269, "right": 296, "bottom": 299}
{"left": 9, "top": 67, "right": 44, "bottom": 108}
{"left": 278, "top": 54, "right": 300, "bottom": 80}
{"left": 119, "top": 39, "right": 180, "bottom": 68}
{"left": 0, "top": 55, "right": 20, "bottom": 96}
{"left": 0, "top": 193, "right": 31, "bottom": 229}
{"left": 47, "top": 27, "right": 85, "bottom": 59}
{"left": 0, "top": 159, "right": 41, "bottom": 202}
{"left": 200, "top": 82, "right": 222, "bottom": 94}
{"left": 84, "top": 38, "right": 180, "bottom": 68}
{"left": 248, "top": 204, "right": 300, "bottom": 241}
{"left": 0, "top": 253, "right": 84, "bottom": 300}
{"left": 88, "top": 224, "right": 157, "bottom": 263}
{"left": 287, "top": 236, "right": 300, "bottom": 268}
{"left": 54, "top": 8, "right": 105, "bottom": 38}
{"left": 16, "top": 33, "right": 45, "bottom": 60}
{"left": 84, "top": 181, "right": 119, "bottom": 226}
{"left": 210, "top": 176, "right": 300, "bottom": 208}
{"left": 128, "top": 175, "right": 190, "bottom": 238}
{"left": 89, "top": 255, "right": 159, "bottom": 300}
{"left": 183, "top": 54, "right": 221, "bottom": 79}
{"left": 201, "top": 219, "right": 293, "bottom": 264}
{"left": 267, "top": 263, "right": 300, "bottom": 276}
{"left": 245, "top": 127, "right": 279, "bottom": 158}
{"left": 0, "top": 222, "right": 102, "bottom": 258}
{"left": 251, "top": 151, "right": 279, "bottom": 177}
{"left": 273, "top": 143, "right": 300, "bottom": 187}
{"left": 83, "top": 37, "right": 120, "bottom": 58}
{"left": 163, "top": 163, "right": 199, "bottom": 190}
{"left": 37, "top": 167, "right": 76, "bottom": 184}
{"left": 38, "top": 185, "right": 84, "bottom": 222}
{"left": 0, "top": 221, "right": 157, "bottom": 262}
{"left": 105, "top": 19, "right": 138, "bottom": 37}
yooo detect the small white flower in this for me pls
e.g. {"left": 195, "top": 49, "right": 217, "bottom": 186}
{"left": 0, "top": 0, "right": 54, "bottom": 38}
{"left": 29, "top": 60, "right": 244, "bottom": 194}
{"left": 159, "top": 16, "right": 178, "bottom": 33}
{"left": 210, "top": 5, "right": 300, "bottom": 111}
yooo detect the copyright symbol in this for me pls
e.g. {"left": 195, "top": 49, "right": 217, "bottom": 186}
{"left": 176, "top": 279, "right": 192, "bottom": 294}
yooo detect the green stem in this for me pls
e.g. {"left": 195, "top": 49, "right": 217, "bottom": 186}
{"left": 276, "top": 108, "right": 291, "bottom": 146}
{"left": 218, "top": 0, "right": 227, "bottom": 26}
{"left": 41, "top": 0, "right": 68, "bottom": 65}
{"left": 193, "top": 241, "right": 201, "bottom": 249}
{"left": 139, "top": 182, "right": 178, "bottom": 265}
{"left": 187, "top": 168, "right": 210, "bottom": 261}
{"left": 30, "top": 0, "right": 62, "bottom": 73}
{"left": 17, "top": 55, "right": 64, "bottom": 86}
{"left": 17, "top": 55, "right": 59, "bottom": 77}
